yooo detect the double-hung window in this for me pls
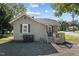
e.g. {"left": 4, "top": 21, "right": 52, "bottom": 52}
{"left": 20, "top": 24, "right": 30, "bottom": 33}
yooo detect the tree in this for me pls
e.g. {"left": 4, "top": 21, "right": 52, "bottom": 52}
{"left": 52, "top": 3, "right": 79, "bottom": 31}
{"left": 58, "top": 20, "right": 69, "bottom": 31}
{"left": 69, "top": 19, "right": 79, "bottom": 29}
{"left": 0, "top": 3, "right": 26, "bottom": 34}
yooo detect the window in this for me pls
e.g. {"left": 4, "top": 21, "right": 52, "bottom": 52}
{"left": 24, "top": 26, "right": 27, "bottom": 28}
{"left": 20, "top": 24, "right": 30, "bottom": 33}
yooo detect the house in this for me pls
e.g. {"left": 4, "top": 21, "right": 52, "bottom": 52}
{"left": 10, "top": 13, "right": 61, "bottom": 43}
{"left": 68, "top": 26, "right": 79, "bottom": 31}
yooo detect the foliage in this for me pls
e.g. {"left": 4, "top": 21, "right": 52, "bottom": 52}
{"left": 52, "top": 3, "right": 79, "bottom": 31}
{"left": 0, "top": 3, "right": 26, "bottom": 34}
{"left": 68, "top": 19, "right": 79, "bottom": 26}
{"left": 65, "top": 34, "right": 79, "bottom": 41}
{"left": 75, "top": 31, "right": 79, "bottom": 33}
{"left": 52, "top": 3, "right": 79, "bottom": 17}
{"left": 58, "top": 20, "right": 69, "bottom": 31}
{"left": 0, "top": 33, "right": 13, "bottom": 39}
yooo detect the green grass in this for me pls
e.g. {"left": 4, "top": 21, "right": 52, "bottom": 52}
{"left": 75, "top": 31, "right": 79, "bottom": 34}
{"left": 0, "top": 36, "right": 13, "bottom": 44}
{"left": 0, "top": 33, "right": 13, "bottom": 39}
{"left": 0, "top": 33, "right": 13, "bottom": 44}
{"left": 65, "top": 34, "right": 79, "bottom": 41}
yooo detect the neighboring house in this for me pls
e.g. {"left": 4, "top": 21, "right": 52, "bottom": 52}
{"left": 68, "top": 26, "right": 79, "bottom": 31}
{"left": 10, "top": 14, "right": 61, "bottom": 43}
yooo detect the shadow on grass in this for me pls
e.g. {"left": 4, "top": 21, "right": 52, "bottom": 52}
{"left": 0, "top": 41, "right": 58, "bottom": 56}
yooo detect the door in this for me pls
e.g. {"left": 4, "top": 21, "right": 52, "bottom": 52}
{"left": 46, "top": 25, "right": 54, "bottom": 42}
{"left": 46, "top": 26, "right": 53, "bottom": 37}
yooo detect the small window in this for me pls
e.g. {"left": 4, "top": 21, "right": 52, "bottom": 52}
{"left": 24, "top": 29, "right": 27, "bottom": 31}
{"left": 22, "top": 24, "right": 28, "bottom": 33}
{"left": 24, "top": 26, "right": 27, "bottom": 28}
{"left": 20, "top": 24, "right": 30, "bottom": 33}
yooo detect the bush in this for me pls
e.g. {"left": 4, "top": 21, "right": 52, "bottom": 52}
{"left": 0, "top": 33, "right": 13, "bottom": 39}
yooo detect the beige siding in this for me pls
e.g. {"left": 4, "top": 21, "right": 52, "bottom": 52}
{"left": 13, "top": 16, "right": 47, "bottom": 41}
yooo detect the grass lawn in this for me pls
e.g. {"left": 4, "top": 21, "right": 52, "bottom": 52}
{"left": 0, "top": 33, "right": 13, "bottom": 39}
{"left": 0, "top": 33, "right": 13, "bottom": 44}
{"left": 75, "top": 31, "right": 79, "bottom": 34}
{"left": 0, "top": 36, "right": 13, "bottom": 44}
{"left": 65, "top": 34, "right": 79, "bottom": 41}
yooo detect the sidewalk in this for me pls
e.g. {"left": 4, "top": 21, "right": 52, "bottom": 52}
{"left": 64, "top": 32, "right": 79, "bottom": 37}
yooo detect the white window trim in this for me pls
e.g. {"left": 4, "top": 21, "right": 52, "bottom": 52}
{"left": 22, "top": 24, "right": 28, "bottom": 33}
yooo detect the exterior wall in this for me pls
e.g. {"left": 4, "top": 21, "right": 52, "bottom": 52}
{"left": 45, "top": 26, "right": 58, "bottom": 43}
{"left": 13, "top": 15, "right": 48, "bottom": 41}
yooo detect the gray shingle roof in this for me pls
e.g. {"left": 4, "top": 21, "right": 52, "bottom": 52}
{"left": 10, "top": 14, "right": 61, "bottom": 26}
{"left": 34, "top": 18, "right": 61, "bottom": 26}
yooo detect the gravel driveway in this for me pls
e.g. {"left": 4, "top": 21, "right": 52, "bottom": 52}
{"left": 0, "top": 41, "right": 58, "bottom": 56}
{"left": 1, "top": 38, "right": 79, "bottom": 56}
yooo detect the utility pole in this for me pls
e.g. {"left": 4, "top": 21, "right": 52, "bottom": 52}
{"left": 72, "top": 12, "right": 75, "bottom": 32}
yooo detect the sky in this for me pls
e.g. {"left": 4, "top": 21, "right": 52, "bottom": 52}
{"left": 23, "top": 3, "right": 79, "bottom": 21}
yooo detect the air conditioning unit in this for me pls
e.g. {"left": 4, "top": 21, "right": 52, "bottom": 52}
{"left": 23, "top": 34, "right": 34, "bottom": 42}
